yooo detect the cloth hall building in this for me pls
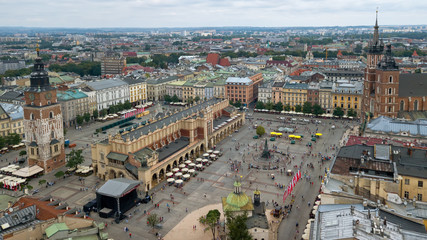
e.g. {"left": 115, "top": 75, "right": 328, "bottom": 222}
{"left": 91, "top": 99, "right": 244, "bottom": 191}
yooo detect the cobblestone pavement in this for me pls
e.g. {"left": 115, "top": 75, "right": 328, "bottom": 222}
{"left": 1, "top": 109, "right": 356, "bottom": 240}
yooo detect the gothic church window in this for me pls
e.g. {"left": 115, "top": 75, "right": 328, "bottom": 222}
{"left": 389, "top": 76, "right": 393, "bottom": 83}
{"left": 30, "top": 113, "right": 34, "bottom": 120}
{"left": 388, "top": 88, "right": 392, "bottom": 95}
{"left": 400, "top": 101, "right": 404, "bottom": 111}
{"left": 49, "top": 111, "right": 54, "bottom": 119}
{"left": 414, "top": 100, "right": 418, "bottom": 111}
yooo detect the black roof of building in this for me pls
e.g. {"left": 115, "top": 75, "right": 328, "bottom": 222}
{"left": 0, "top": 205, "right": 40, "bottom": 236}
{"left": 398, "top": 74, "right": 427, "bottom": 97}
{"left": 122, "top": 77, "right": 145, "bottom": 85}
{"left": 0, "top": 91, "right": 23, "bottom": 101}
{"left": 393, "top": 146, "right": 427, "bottom": 179}
{"left": 379, "top": 209, "right": 427, "bottom": 234}
{"left": 272, "top": 82, "right": 285, "bottom": 88}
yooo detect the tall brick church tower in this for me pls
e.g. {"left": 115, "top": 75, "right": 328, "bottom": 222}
{"left": 362, "top": 10, "right": 384, "bottom": 120}
{"left": 23, "top": 45, "right": 65, "bottom": 173}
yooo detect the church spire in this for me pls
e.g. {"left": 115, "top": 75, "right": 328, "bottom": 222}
{"left": 368, "top": 9, "right": 384, "bottom": 54}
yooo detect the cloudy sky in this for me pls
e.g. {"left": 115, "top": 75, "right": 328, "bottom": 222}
{"left": 1, "top": 0, "right": 426, "bottom": 28}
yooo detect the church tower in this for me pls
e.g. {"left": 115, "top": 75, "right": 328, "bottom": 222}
{"left": 362, "top": 10, "right": 384, "bottom": 119}
{"left": 374, "top": 44, "right": 399, "bottom": 118}
{"left": 23, "top": 45, "right": 65, "bottom": 173}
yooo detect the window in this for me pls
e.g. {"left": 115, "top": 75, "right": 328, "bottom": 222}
{"left": 30, "top": 113, "right": 34, "bottom": 120}
{"left": 418, "top": 181, "right": 423, "bottom": 188}
{"left": 354, "top": 105, "right": 357, "bottom": 109}
{"left": 30, "top": 148, "right": 34, "bottom": 155}
{"left": 355, "top": 97, "right": 357, "bottom": 101}
{"left": 341, "top": 104, "right": 343, "bottom": 108}
{"left": 389, "top": 97, "right": 392, "bottom": 103}
{"left": 418, "top": 194, "right": 423, "bottom": 201}
{"left": 404, "top": 191, "right": 409, "bottom": 199}
{"left": 388, "top": 88, "right": 392, "bottom": 95}
{"left": 348, "top": 97, "right": 350, "bottom": 101}
{"left": 389, "top": 107, "right": 392, "bottom": 112}
{"left": 400, "top": 100, "right": 404, "bottom": 111}
{"left": 348, "top": 104, "right": 350, "bottom": 109}
{"left": 405, "top": 179, "right": 410, "bottom": 185}
{"left": 341, "top": 96, "right": 343, "bottom": 101}
{"left": 414, "top": 100, "right": 418, "bottom": 111}
{"left": 389, "top": 75, "right": 393, "bottom": 83}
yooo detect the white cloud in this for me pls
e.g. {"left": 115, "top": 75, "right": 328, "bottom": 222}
{"left": 0, "top": 0, "right": 425, "bottom": 27}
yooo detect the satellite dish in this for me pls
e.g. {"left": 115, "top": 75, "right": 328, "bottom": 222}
{"left": 9, "top": 208, "right": 13, "bottom": 212}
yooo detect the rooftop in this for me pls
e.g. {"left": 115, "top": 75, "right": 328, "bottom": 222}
{"left": 398, "top": 73, "right": 427, "bottom": 97}
{"left": 96, "top": 178, "right": 140, "bottom": 198}
{"left": 86, "top": 79, "right": 127, "bottom": 91}
{"left": 367, "top": 116, "right": 427, "bottom": 137}
{"left": 226, "top": 77, "right": 253, "bottom": 85}
{"left": 0, "top": 102, "right": 23, "bottom": 120}
{"left": 121, "top": 98, "right": 222, "bottom": 141}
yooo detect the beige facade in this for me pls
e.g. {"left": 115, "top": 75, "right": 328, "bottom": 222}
{"left": 400, "top": 175, "right": 427, "bottom": 202}
{"left": 0, "top": 103, "right": 24, "bottom": 137}
{"left": 91, "top": 99, "right": 244, "bottom": 191}
{"left": 146, "top": 76, "right": 179, "bottom": 101}
{"left": 124, "top": 79, "right": 147, "bottom": 105}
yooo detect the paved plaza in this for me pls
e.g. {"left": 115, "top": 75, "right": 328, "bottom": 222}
{"left": 0, "top": 108, "right": 356, "bottom": 240}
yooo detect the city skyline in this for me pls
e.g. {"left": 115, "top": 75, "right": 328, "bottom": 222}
{"left": 1, "top": 0, "right": 426, "bottom": 28}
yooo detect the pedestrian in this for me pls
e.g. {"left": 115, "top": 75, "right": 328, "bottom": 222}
{"left": 129, "top": 232, "right": 132, "bottom": 238}
{"left": 186, "top": 208, "right": 188, "bottom": 212}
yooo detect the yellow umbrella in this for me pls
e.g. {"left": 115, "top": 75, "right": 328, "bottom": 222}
{"left": 294, "top": 136, "right": 301, "bottom": 139}
{"left": 288, "top": 135, "right": 295, "bottom": 138}
{"left": 276, "top": 133, "right": 282, "bottom": 136}
{"left": 270, "top": 132, "right": 276, "bottom": 135}
{"left": 316, "top": 133, "right": 322, "bottom": 136}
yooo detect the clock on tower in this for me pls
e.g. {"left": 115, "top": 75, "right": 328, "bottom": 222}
{"left": 23, "top": 45, "right": 65, "bottom": 173}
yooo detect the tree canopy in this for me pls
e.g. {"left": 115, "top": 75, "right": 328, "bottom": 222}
{"left": 333, "top": 107, "right": 344, "bottom": 117}
{"left": 49, "top": 61, "right": 101, "bottom": 76}
{"left": 255, "top": 101, "right": 265, "bottom": 109}
{"left": 302, "top": 102, "right": 312, "bottom": 114}
{"left": 256, "top": 126, "right": 265, "bottom": 136}
{"left": 147, "top": 214, "right": 160, "bottom": 229}
{"left": 66, "top": 149, "right": 84, "bottom": 169}
{"left": 312, "top": 104, "right": 324, "bottom": 116}
{"left": 199, "top": 209, "right": 221, "bottom": 240}
{"left": 295, "top": 105, "right": 302, "bottom": 112}
{"left": 225, "top": 211, "right": 252, "bottom": 240}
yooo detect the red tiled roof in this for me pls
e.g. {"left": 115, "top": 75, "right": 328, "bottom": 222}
{"left": 412, "top": 50, "right": 419, "bottom": 57}
{"left": 123, "top": 52, "right": 137, "bottom": 57}
{"left": 206, "top": 53, "right": 220, "bottom": 66}
{"left": 12, "top": 197, "right": 84, "bottom": 221}
{"left": 290, "top": 69, "right": 310, "bottom": 76}
{"left": 345, "top": 135, "right": 404, "bottom": 147}
{"left": 219, "top": 58, "right": 230, "bottom": 67}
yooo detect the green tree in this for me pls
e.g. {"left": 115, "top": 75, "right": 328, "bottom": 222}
{"left": 284, "top": 104, "right": 291, "bottom": 111}
{"left": 255, "top": 101, "right": 265, "bottom": 109}
{"left": 92, "top": 109, "right": 99, "bottom": 119}
{"left": 19, "top": 150, "right": 27, "bottom": 156}
{"left": 54, "top": 171, "right": 65, "bottom": 179}
{"left": 6, "top": 133, "right": 21, "bottom": 145}
{"left": 333, "top": 107, "right": 344, "bottom": 117}
{"left": 295, "top": 105, "right": 302, "bottom": 112}
{"left": 225, "top": 210, "right": 252, "bottom": 240}
{"left": 100, "top": 109, "right": 107, "bottom": 117}
{"left": 234, "top": 100, "right": 242, "bottom": 108}
{"left": 312, "top": 104, "right": 324, "bottom": 116}
{"left": 147, "top": 214, "right": 160, "bottom": 229}
{"left": 171, "top": 95, "right": 179, "bottom": 102}
{"left": 274, "top": 102, "right": 283, "bottom": 111}
{"left": 302, "top": 102, "right": 313, "bottom": 114}
{"left": 256, "top": 126, "right": 265, "bottom": 136}
{"left": 194, "top": 96, "right": 200, "bottom": 102}
{"left": 199, "top": 209, "right": 221, "bottom": 240}
{"left": 265, "top": 101, "right": 274, "bottom": 110}
{"left": 66, "top": 149, "right": 84, "bottom": 169}
{"left": 26, "top": 185, "right": 33, "bottom": 191}
{"left": 84, "top": 113, "right": 91, "bottom": 123}
{"left": 38, "top": 179, "right": 46, "bottom": 186}
{"left": 0, "top": 136, "right": 6, "bottom": 148}
{"left": 347, "top": 108, "right": 357, "bottom": 117}
{"left": 187, "top": 97, "right": 194, "bottom": 104}
{"left": 164, "top": 95, "right": 172, "bottom": 102}
{"left": 123, "top": 100, "right": 132, "bottom": 110}
{"left": 76, "top": 115, "right": 84, "bottom": 125}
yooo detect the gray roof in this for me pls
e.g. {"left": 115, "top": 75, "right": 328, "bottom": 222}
{"left": 379, "top": 209, "right": 427, "bottom": 234}
{"left": 367, "top": 116, "right": 427, "bottom": 136}
{"left": 226, "top": 77, "right": 253, "bottom": 85}
{"left": 398, "top": 73, "right": 427, "bottom": 97}
{"left": 122, "top": 78, "right": 146, "bottom": 85}
{"left": 146, "top": 76, "right": 178, "bottom": 85}
{"left": 393, "top": 146, "right": 427, "bottom": 179}
{"left": 284, "top": 82, "right": 308, "bottom": 90}
{"left": 96, "top": 178, "right": 140, "bottom": 198}
{"left": 122, "top": 98, "right": 221, "bottom": 141}
{"left": 0, "top": 91, "right": 24, "bottom": 101}
{"left": 107, "top": 152, "right": 128, "bottom": 162}
{"left": 374, "top": 144, "right": 390, "bottom": 160}
{"left": 0, "top": 205, "right": 37, "bottom": 236}
{"left": 86, "top": 79, "right": 128, "bottom": 91}
{"left": 0, "top": 103, "right": 23, "bottom": 121}
{"left": 337, "top": 145, "right": 374, "bottom": 159}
